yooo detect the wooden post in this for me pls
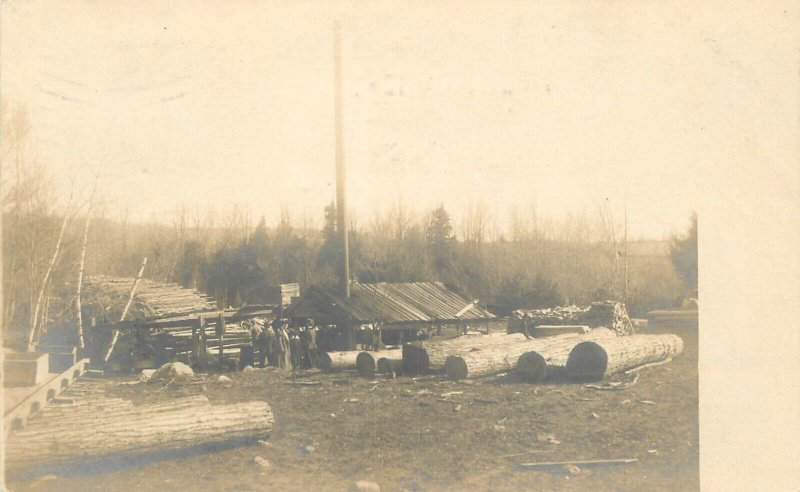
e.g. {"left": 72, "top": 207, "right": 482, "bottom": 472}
{"left": 216, "top": 313, "right": 226, "bottom": 366}
{"left": 191, "top": 317, "right": 199, "bottom": 365}
{"left": 334, "top": 20, "right": 350, "bottom": 299}
{"left": 87, "top": 317, "right": 96, "bottom": 360}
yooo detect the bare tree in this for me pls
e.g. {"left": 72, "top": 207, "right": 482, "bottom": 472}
{"left": 28, "top": 188, "right": 74, "bottom": 350}
{"left": 75, "top": 177, "right": 99, "bottom": 349}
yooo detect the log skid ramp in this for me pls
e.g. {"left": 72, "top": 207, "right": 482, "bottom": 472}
{"left": 5, "top": 376, "right": 274, "bottom": 481}
{"left": 4, "top": 358, "right": 91, "bottom": 436}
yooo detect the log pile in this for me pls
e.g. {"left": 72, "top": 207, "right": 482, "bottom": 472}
{"left": 444, "top": 329, "right": 616, "bottom": 380}
{"left": 6, "top": 392, "right": 274, "bottom": 478}
{"left": 565, "top": 334, "right": 684, "bottom": 381}
{"left": 403, "top": 332, "right": 529, "bottom": 375}
{"left": 356, "top": 349, "right": 402, "bottom": 376}
{"left": 515, "top": 328, "right": 615, "bottom": 382}
{"left": 84, "top": 277, "right": 270, "bottom": 367}
{"left": 85, "top": 276, "right": 217, "bottom": 321}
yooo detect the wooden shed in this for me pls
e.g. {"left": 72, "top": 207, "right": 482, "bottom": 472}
{"left": 286, "top": 282, "right": 495, "bottom": 350}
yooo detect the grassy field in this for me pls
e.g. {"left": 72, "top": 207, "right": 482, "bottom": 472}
{"left": 9, "top": 323, "right": 698, "bottom": 492}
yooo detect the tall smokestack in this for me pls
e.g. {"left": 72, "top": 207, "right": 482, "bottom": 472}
{"left": 334, "top": 21, "right": 350, "bottom": 298}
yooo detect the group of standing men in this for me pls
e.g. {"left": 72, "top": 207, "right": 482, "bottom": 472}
{"left": 244, "top": 318, "right": 318, "bottom": 370}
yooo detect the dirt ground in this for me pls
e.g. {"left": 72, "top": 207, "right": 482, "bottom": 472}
{"left": 9, "top": 324, "right": 698, "bottom": 492}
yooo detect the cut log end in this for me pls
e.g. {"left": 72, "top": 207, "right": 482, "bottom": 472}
{"left": 402, "top": 344, "right": 429, "bottom": 375}
{"left": 318, "top": 353, "right": 334, "bottom": 373}
{"left": 565, "top": 341, "right": 608, "bottom": 381}
{"left": 377, "top": 357, "right": 403, "bottom": 375}
{"left": 444, "top": 356, "right": 468, "bottom": 380}
{"left": 517, "top": 351, "right": 547, "bottom": 383}
{"left": 356, "top": 352, "right": 377, "bottom": 376}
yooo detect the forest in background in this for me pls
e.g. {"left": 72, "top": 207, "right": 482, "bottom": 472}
{"left": 2, "top": 106, "right": 697, "bottom": 347}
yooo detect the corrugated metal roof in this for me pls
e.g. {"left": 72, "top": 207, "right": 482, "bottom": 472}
{"left": 290, "top": 282, "right": 494, "bottom": 324}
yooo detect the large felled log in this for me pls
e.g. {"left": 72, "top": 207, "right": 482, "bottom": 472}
{"left": 6, "top": 394, "right": 273, "bottom": 478}
{"left": 565, "top": 334, "right": 684, "bottom": 381}
{"left": 319, "top": 350, "right": 361, "bottom": 372}
{"left": 444, "top": 329, "right": 616, "bottom": 380}
{"left": 356, "top": 349, "right": 402, "bottom": 376}
{"left": 403, "top": 332, "right": 528, "bottom": 375}
{"left": 516, "top": 328, "right": 616, "bottom": 382}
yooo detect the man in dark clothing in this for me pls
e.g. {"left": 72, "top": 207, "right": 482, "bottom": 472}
{"left": 290, "top": 331, "right": 302, "bottom": 369}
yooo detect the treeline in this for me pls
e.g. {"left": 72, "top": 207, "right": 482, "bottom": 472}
{"left": 2, "top": 95, "right": 695, "bottom": 346}
{"left": 2, "top": 164, "right": 694, "bottom": 349}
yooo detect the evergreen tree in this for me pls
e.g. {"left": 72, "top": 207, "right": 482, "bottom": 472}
{"left": 425, "top": 205, "right": 454, "bottom": 278}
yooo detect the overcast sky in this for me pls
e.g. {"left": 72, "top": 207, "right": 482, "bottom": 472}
{"left": 2, "top": 1, "right": 790, "bottom": 239}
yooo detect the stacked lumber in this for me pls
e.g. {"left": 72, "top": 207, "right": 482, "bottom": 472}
{"left": 565, "top": 334, "right": 684, "bottom": 381}
{"left": 85, "top": 276, "right": 217, "bottom": 321}
{"left": 444, "top": 329, "right": 616, "bottom": 380}
{"left": 356, "top": 349, "right": 402, "bottom": 376}
{"left": 403, "top": 332, "right": 529, "bottom": 375}
{"left": 6, "top": 392, "right": 273, "bottom": 478}
{"left": 86, "top": 275, "right": 216, "bottom": 320}
{"left": 510, "top": 305, "right": 589, "bottom": 327}
{"left": 510, "top": 301, "right": 635, "bottom": 336}
{"left": 319, "top": 350, "right": 361, "bottom": 372}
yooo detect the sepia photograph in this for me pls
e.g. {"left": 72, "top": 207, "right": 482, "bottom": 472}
{"left": 1, "top": 1, "right": 797, "bottom": 491}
